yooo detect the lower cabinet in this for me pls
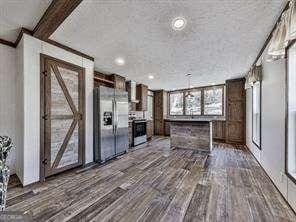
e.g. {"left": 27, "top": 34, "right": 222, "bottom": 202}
{"left": 147, "top": 120, "right": 154, "bottom": 140}
{"left": 164, "top": 121, "right": 170, "bottom": 136}
{"left": 212, "top": 121, "right": 226, "bottom": 142}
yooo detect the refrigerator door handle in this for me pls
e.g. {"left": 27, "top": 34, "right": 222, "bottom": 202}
{"left": 115, "top": 100, "right": 118, "bottom": 133}
{"left": 112, "top": 99, "right": 116, "bottom": 134}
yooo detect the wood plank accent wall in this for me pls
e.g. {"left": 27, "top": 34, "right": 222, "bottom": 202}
{"left": 226, "top": 78, "right": 246, "bottom": 144}
{"left": 154, "top": 90, "right": 167, "bottom": 135}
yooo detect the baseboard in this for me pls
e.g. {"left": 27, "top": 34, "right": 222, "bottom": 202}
{"left": 245, "top": 145, "right": 296, "bottom": 215}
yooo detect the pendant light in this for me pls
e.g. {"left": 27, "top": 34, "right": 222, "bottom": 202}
{"left": 185, "top": 73, "right": 194, "bottom": 99}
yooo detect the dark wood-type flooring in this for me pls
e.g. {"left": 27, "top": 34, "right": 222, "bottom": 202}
{"left": 7, "top": 137, "right": 296, "bottom": 221}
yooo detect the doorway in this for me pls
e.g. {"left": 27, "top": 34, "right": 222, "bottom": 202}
{"left": 40, "top": 54, "right": 85, "bottom": 180}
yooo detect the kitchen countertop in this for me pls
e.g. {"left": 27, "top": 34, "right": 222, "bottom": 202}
{"left": 165, "top": 118, "right": 225, "bottom": 122}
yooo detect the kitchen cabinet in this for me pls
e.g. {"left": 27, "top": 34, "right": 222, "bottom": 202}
{"left": 147, "top": 120, "right": 154, "bottom": 140}
{"left": 212, "top": 120, "right": 226, "bottom": 142}
{"left": 128, "top": 121, "right": 133, "bottom": 148}
{"left": 164, "top": 120, "right": 170, "bottom": 136}
{"left": 111, "top": 74, "right": 126, "bottom": 91}
{"left": 226, "top": 78, "right": 246, "bottom": 144}
{"left": 136, "top": 84, "right": 148, "bottom": 111}
{"left": 94, "top": 71, "right": 114, "bottom": 88}
{"left": 154, "top": 90, "right": 168, "bottom": 135}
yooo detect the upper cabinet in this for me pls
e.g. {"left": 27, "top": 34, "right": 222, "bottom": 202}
{"left": 111, "top": 74, "right": 126, "bottom": 91}
{"left": 94, "top": 71, "right": 115, "bottom": 88}
{"left": 136, "top": 84, "right": 148, "bottom": 111}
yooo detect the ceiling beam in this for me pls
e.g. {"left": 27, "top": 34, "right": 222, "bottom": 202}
{"left": 33, "top": 0, "right": 83, "bottom": 40}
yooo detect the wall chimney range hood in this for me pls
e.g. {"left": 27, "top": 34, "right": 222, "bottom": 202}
{"left": 126, "top": 80, "right": 139, "bottom": 103}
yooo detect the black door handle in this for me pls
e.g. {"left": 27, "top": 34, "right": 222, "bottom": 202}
{"left": 42, "top": 159, "right": 48, "bottom": 165}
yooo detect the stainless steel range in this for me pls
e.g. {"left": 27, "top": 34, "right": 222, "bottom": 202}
{"left": 133, "top": 120, "right": 147, "bottom": 146}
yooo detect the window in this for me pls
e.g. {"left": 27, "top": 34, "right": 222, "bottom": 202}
{"left": 169, "top": 92, "right": 184, "bottom": 115}
{"left": 168, "top": 85, "right": 224, "bottom": 116}
{"left": 252, "top": 81, "right": 261, "bottom": 148}
{"left": 287, "top": 42, "right": 296, "bottom": 181}
{"left": 204, "top": 87, "right": 223, "bottom": 115}
{"left": 185, "top": 90, "right": 201, "bottom": 115}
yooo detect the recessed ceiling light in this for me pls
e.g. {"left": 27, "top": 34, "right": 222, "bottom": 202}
{"left": 172, "top": 17, "right": 187, "bottom": 31}
{"left": 115, "top": 57, "right": 125, "bottom": 66}
{"left": 148, "top": 75, "right": 154, "bottom": 79}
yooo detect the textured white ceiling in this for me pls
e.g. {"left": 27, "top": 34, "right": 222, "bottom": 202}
{"left": 51, "top": 0, "right": 286, "bottom": 90}
{"left": 0, "top": 0, "right": 52, "bottom": 42}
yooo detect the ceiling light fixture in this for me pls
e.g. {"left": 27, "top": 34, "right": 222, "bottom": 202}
{"left": 185, "top": 73, "right": 194, "bottom": 99}
{"left": 172, "top": 17, "right": 187, "bottom": 31}
{"left": 148, "top": 75, "right": 154, "bottom": 80}
{"left": 115, "top": 57, "right": 125, "bottom": 66}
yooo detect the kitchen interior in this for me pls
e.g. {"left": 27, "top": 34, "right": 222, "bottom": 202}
{"left": 93, "top": 72, "right": 154, "bottom": 159}
{"left": 2, "top": 0, "right": 296, "bottom": 220}
{"left": 93, "top": 70, "right": 245, "bottom": 162}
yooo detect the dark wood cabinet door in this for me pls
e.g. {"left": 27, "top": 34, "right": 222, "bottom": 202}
{"left": 40, "top": 55, "right": 85, "bottom": 179}
{"left": 112, "top": 74, "right": 126, "bottom": 90}
{"left": 136, "top": 84, "right": 148, "bottom": 111}
{"left": 226, "top": 78, "right": 246, "bottom": 144}
{"left": 212, "top": 121, "right": 226, "bottom": 141}
{"left": 147, "top": 120, "right": 154, "bottom": 139}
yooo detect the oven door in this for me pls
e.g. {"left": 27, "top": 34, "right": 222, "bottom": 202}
{"left": 133, "top": 121, "right": 147, "bottom": 146}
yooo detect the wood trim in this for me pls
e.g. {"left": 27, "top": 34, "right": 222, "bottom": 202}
{"left": 40, "top": 55, "right": 46, "bottom": 181}
{"left": 251, "top": 2, "right": 290, "bottom": 67}
{"left": 0, "top": 38, "right": 15, "bottom": 48}
{"left": 0, "top": 29, "right": 95, "bottom": 61}
{"left": 168, "top": 83, "right": 225, "bottom": 93}
{"left": 33, "top": 0, "right": 83, "bottom": 40}
{"left": 94, "top": 76, "right": 114, "bottom": 85}
{"left": 15, "top": 28, "right": 34, "bottom": 47}
{"left": 45, "top": 39, "right": 94, "bottom": 61}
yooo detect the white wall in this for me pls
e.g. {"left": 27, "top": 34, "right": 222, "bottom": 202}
{"left": 17, "top": 34, "right": 94, "bottom": 185}
{"left": 246, "top": 46, "right": 296, "bottom": 211}
{"left": 0, "top": 44, "right": 18, "bottom": 175}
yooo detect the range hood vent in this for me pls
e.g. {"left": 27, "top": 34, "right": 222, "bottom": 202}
{"left": 126, "top": 80, "right": 139, "bottom": 103}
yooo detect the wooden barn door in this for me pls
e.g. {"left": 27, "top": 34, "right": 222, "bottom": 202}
{"left": 40, "top": 55, "right": 85, "bottom": 180}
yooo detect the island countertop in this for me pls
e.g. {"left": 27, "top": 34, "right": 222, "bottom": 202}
{"left": 165, "top": 117, "right": 225, "bottom": 122}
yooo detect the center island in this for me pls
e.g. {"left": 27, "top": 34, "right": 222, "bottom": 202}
{"left": 165, "top": 119, "right": 213, "bottom": 153}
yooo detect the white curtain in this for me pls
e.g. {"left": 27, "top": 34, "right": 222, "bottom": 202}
{"left": 267, "top": 0, "right": 296, "bottom": 61}
{"left": 288, "top": 0, "right": 296, "bottom": 40}
{"left": 267, "top": 11, "right": 289, "bottom": 61}
{"left": 245, "top": 65, "right": 262, "bottom": 89}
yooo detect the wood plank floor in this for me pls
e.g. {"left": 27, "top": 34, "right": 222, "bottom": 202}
{"left": 7, "top": 137, "right": 296, "bottom": 222}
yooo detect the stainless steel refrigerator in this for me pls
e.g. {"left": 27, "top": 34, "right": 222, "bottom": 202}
{"left": 94, "top": 86, "right": 129, "bottom": 163}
